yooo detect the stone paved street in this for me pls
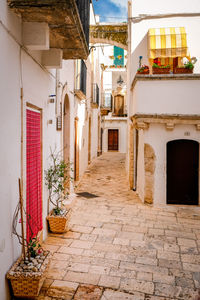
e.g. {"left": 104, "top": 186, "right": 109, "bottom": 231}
{"left": 38, "top": 153, "right": 200, "bottom": 300}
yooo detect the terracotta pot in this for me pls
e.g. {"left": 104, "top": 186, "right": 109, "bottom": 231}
{"left": 152, "top": 67, "right": 170, "bottom": 74}
{"left": 173, "top": 67, "right": 193, "bottom": 74}
{"left": 47, "top": 210, "right": 71, "bottom": 233}
{"left": 7, "top": 251, "right": 51, "bottom": 298}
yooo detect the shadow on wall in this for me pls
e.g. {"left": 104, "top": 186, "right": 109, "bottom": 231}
{"left": 130, "top": 33, "right": 148, "bottom": 79}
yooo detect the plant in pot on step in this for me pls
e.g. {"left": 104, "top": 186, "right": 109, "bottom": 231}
{"left": 45, "top": 149, "right": 72, "bottom": 233}
{"left": 7, "top": 179, "right": 51, "bottom": 298}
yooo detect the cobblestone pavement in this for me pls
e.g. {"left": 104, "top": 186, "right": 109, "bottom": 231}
{"left": 38, "top": 153, "right": 200, "bottom": 300}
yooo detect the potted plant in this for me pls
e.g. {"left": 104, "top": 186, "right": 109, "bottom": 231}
{"left": 7, "top": 238, "right": 51, "bottom": 298}
{"left": 152, "top": 63, "right": 171, "bottom": 74}
{"left": 174, "top": 61, "right": 194, "bottom": 74}
{"left": 7, "top": 179, "right": 51, "bottom": 298}
{"left": 45, "top": 150, "right": 72, "bottom": 233}
{"left": 137, "top": 65, "right": 149, "bottom": 74}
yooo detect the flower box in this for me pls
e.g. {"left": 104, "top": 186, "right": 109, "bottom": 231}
{"left": 173, "top": 67, "right": 193, "bottom": 74}
{"left": 47, "top": 209, "right": 71, "bottom": 233}
{"left": 152, "top": 67, "right": 171, "bottom": 74}
{"left": 7, "top": 251, "right": 51, "bottom": 298}
{"left": 137, "top": 69, "right": 149, "bottom": 75}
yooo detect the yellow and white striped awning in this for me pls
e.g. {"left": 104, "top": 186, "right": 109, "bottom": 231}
{"left": 148, "top": 27, "right": 189, "bottom": 59}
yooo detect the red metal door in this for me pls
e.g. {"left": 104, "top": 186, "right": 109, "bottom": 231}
{"left": 26, "top": 109, "right": 42, "bottom": 242}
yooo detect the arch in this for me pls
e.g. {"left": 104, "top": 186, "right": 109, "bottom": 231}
{"left": 90, "top": 24, "right": 128, "bottom": 50}
{"left": 167, "top": 139, "right": 199, "bottom": 205}
{"left": 144, "top": 143, "right": 156, "bottom": 204}
{"left": 63, "top": 94, "right": 70, "bottom": 165}
{"left": 88, "top": 116, "right": 91, "bottom": 164}
{"left": 90, "top": 38, "right": 128, "bottom": 50}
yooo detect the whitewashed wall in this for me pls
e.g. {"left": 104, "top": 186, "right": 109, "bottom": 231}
{"left": 0, "top": 6, "right": 21, "bottom": 300}
{"left": 131, "top": 79, "right": 200, "bottom": 116}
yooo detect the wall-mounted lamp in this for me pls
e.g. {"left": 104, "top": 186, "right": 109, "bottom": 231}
{"left": 139, "top": 56, "right": 143, "bottom": 68}
{"left": 117, "top": 75, "right": 124, "bottom": 86}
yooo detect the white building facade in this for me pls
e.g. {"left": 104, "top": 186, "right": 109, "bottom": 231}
{"left": 127, "top": 0, "right": 200, "bottom": 206}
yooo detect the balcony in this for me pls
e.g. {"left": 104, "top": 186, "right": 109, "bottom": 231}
{"left": 76, "top": 0, "right": 90, "bottom": 47}
{"left": 8, "top": 0, "right": 90, "bottom": 59}
{"left": 75, "top": 60, "right": 87, "bottom": 99}
{"left": 91, "top": 84, "right": 99, "bottom": 108}
{"left": 100, "top": 92, "right": 112, "bottom": 116}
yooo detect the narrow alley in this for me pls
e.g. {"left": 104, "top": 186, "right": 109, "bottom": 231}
{"left": 39, "top": 153, "right": 200, "bottom": 300}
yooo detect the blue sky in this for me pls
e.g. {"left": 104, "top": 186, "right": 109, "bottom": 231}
{"left": 93, "top": 0, "right": 128, "bottom": 23}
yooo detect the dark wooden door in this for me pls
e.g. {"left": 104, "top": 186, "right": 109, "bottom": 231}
{"left": 108, "top": 129, "right": 118, "bottom": 151}
{"left": 167, "top": 139, "right": 199, "bottom": 205}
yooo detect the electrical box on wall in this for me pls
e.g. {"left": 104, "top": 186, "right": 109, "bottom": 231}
{"left": 56, "top": 116, "right": 62, "bottom": 131}
{"left": 48, "top": 94, "right": 56, "bottom": 104}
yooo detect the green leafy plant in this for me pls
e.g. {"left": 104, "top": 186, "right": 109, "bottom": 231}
{"left": 184, "top": 61, "right": 194, "bottom": 70}
{"left": 45, "top": 150, "right": 72, "bottom": 215}
{"left": 152, "top": 63, "right": 170, "bottom": 69}
{"left": 27, "top": 237, "right": 42, "bottom": 258}
{"left": 137, "top": 64, "right": 149, "bottom": 72}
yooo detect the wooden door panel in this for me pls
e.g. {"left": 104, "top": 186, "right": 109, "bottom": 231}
{"left": 108, "top": 129, "right": 118, "bottom": 151}
{"left": 167, "top": 139, "right": 199, "bottom": 205}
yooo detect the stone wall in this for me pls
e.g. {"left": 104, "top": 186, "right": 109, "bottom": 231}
{"left": 129, "top": 124, "right": 134, "bottom": 189}
{"left": 144, "top": 143, "right": 155, "bottom": 204}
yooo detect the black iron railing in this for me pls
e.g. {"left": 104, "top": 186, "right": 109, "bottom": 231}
{"left": 75, "top": 60, "right": 87, "bottom": 96}
{"left": 92, "top": 84, "right": 99, "bottom": 106}
{"left": 80, "top": 60, "right": 87, "bottom": 95}
{"left": 76, "top": 0, "right": 90, "bottom": 47}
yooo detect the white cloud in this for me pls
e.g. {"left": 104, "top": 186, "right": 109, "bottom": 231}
{"left": 109, "top": 0, "right": 127, "bottom": 10}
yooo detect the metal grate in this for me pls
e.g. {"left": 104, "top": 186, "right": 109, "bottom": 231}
{"left": 76, "top": 192, "right": 99, "bottom": 198}
{"left": 26, "top": 109, "right": 43, "bottom": 242}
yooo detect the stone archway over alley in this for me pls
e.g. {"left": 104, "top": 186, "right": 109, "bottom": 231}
{"left": 39, "top": 153, "right": 200, "bottom": 300}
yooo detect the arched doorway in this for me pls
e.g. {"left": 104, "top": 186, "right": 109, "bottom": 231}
{"left": 167, "top": 139, "right": 199, "bottom": 205}
{"left": 63, "top": 94, "right": 70, "bottom": 165}
{"left": 88, "top": 116, "right": 91, "bottom": 164}
{"left": 74, "top": 117, "right": 79, "bottom": 181}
